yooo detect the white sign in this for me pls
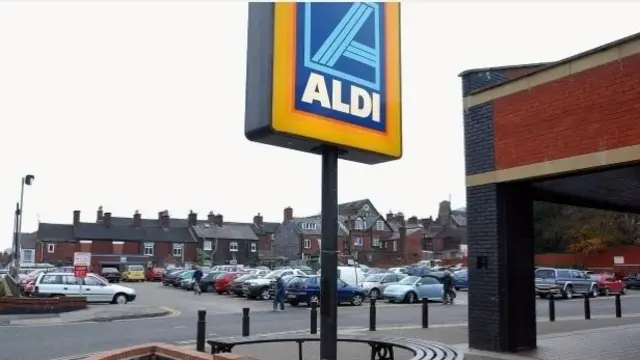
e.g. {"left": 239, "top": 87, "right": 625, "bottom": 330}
{"left": 203, "top": 240, "right": 212, "bottom": 251}
{"left": 460, "top": 244, "right": 468, "bottom": 257}
{"left": 614, "top": 256, "right": 625, "bottom": 264}
{"left": 73, "top": 252, "right": 91, "bottom": 266}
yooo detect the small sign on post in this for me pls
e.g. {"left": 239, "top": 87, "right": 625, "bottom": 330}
{"left": 73, "top": 252, "right": 91, "bottom": 296}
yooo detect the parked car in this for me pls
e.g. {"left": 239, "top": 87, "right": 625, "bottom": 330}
{"left": 162, "top": 269, "right": 187, "bottom": 286}
{"left": 623, "top": 274, "right": 640, "bottom": 289}
{"left": 229, "top": 274, "right": 259, "bottom": 296}
{"left": 453, "top": 269, "right": 468, "bottom": 290}
{"left": 122, "top": 265, "right": 145, "bottom": 282}
{"left": 145, "top": 267, "right": 163, "bottom": 282}
{"left": 285, "top": 275, "right": 365, "bottom": 307}
{"left": 360, "top": 273, "right": 405, "bottom": 299}
{"left": 269, "top": 274, "right": 308, "bottom": 298}
{"left": 178, "top": 270, "right": 196, "bottom": 289}
{"left": 588, "top": 273, "right": 626, "bottom": 296}
{"left": 199, "top": 271, "right": 224, "bottom": 292}
{"left": 535, "top": 268, "right": 598, "bottom": 299}
{"left": 382, "top": 275, "right": 444, "bottom": 303}
{"left": 34, "top": 272, "right": 136, "bottom": 304}
{"left": 101, "top": 267, "right": 122, "bottom": 283}
{"left": 215, "top": 272, "right": 243, "bottom": 294}
{"left": 242, "top": 269, "right": 307, "bottom": 300}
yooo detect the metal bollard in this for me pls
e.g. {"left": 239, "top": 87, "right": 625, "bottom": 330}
{"left": 196, "top": 309, "right": 206, "bottom": 352}
{"left": 421, "top": 298, "right": 429, "bottom": 328}
{"left": 242, "top": 307, "right": 250, "bottom": 336}
{"left": 583, "top": 294, "right": 591, "bottom": 320}
{"left": 548, "top": 296, "right": 555, "bottom": 322}
{"left": 310, "top": 301, "right": 318, "bottom": 334}
{"left": 615, "top": 293, "right": 622, "bottom": 318}
{"left": 369, "top": 298, "right": 377, "bottom": 331}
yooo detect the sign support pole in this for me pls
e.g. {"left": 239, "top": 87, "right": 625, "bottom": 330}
{"left": 319, "top": 146, "right": 339, "bottom": 360}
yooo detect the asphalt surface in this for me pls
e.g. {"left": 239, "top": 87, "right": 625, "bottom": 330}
{"left": 1, "top": 282, "right": 639, "bottom": 360}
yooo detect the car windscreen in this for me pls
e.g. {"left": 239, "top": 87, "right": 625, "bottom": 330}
{"left": 536, "top": 269, "right": 556, "bottom": 279}
{"left": 364, "top": 274, "right": 385, "bottom": 282}
{"left": 399, "top": 276, "right": 419, "bottom": 285}
{"left": 235, "top": 274, "right": 254, "bottom": 282}
{"left": 102, "top": 268, "right": 119, "bottom": 274}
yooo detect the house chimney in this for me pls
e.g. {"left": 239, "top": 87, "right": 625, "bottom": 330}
{"left": 395, "top": 212, "right": 405, "bottom": 226}
{"left": 420, "top": 217, "right": 434, "bottom": 229}
{"left": 73, "top": 210, "right": 81, "bottom": 225}
{"left": 437, "top": 200, "right": 452, "bottom": 225}
{"left": 188, "top": 210, "right": 197, "bottom": 227}
{"left": 386, "top": 211, "right": 394, "bottom": 222}
{"left": 208, "top": 211, "right": 215, "bottom": 224}
{"left": 253, "top": 212, "right": 263, "bottom": 226}
{"left": 103, "top": 212, "right": 112, "bottom": 228}
{"left": 97, "top": 206, "right": 104, "bottom": 223}
{"left": 160, "top": 210, "right": 170, "bottom": 227}
{"left": 407, "top": 216, "right": 418, "bottom": 225}
{"left": 284, "top": 207, "right": 293, "bottom": 221}
{"left": 214, "top": 214, "right": 223, "bottom": 227}
{"left": 133, "top": 210, "right": 142, "bottom": 227}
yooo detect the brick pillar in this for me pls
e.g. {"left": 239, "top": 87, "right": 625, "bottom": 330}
{"left": 112, "top": 241, "right": 124, "bottom": 255}
{"left": 467, "top": 183, "right": 536, "bottom": 352}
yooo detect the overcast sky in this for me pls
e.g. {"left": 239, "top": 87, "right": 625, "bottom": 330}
{"left": 1, "top": 1, "right": 638, "bottom": 251}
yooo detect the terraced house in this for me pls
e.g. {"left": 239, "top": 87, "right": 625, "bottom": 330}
{"left": 35, "top": 207, "right": 279, "bottom": 271}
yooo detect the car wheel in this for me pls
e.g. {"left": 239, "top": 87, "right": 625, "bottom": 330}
{"left": 369, "top": 288, "right": 380, "bottom": 300}
{"left": 591, "top": 287, "right": 599, "bottom": 298}
{"left": 260, "top": 288, "right": 270, "bottom": 300}
{"left": 621, "top": 287, "right": 627, "bottom": 295}
{"left": 404, "top": 292, "right": 416, "bottom": 303}
{"left": 289, "top": 300, "right": 300, "bottom": 306}
{"left": 112, "top": 293, "right": 128, "bottom": 304}
{"left": 309, "top": 294, "right": 320, "bottom": 305}
{"left": 604, "top": 287, "right": 610, "bottom": 296}
{"left": 216, "top": 291, "right": 223, "bottom": 295}
{"left": 351, "top": 294, "right": 364, "bottom": 306}
{"left": 539, "top": 293, "right": 548, "bottom": 299}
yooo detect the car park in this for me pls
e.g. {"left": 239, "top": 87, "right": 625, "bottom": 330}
{"left": 101, "top": 267, "right": 122, "bottom": 283}
{"left": 33, "top": 272, "right": 136, "bottom": 304}
{"left": 286, "top": 275, "right": 365, "bottom": 307}
{"left": 360, "top": 273, "right": 405, "bottom": 299}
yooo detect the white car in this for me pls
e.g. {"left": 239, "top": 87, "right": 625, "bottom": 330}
{"left": 242, "top": 269, "right": 307, "bottom": 300}
{"left": 34, "top": 272, "right": 136, "bottom": 304}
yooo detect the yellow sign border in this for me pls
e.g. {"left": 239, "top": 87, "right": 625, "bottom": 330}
{"left": 270, "top": 3, "right": 402, "bottom": 158}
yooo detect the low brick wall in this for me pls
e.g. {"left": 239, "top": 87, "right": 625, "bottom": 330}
{"left": 0, "top": 296, "right": 87, "bottom": 315}
{"left": 3, "top": 275, "right": 20, "bottom": 296}
{"left": 84, "top": 343, "right": 255, "bottom": 360}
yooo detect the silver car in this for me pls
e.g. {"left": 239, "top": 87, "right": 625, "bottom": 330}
{"left": 34, "top": 272, "right": 136, "bottom": 304}
{"left": 361, "top": 273, "right": 406, "bottom": 299}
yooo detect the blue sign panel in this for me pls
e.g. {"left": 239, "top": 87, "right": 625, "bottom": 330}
{"left": 295, "top": 2, "right": 387, "bottom": 133}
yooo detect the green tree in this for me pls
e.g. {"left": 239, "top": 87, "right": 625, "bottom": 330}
{"left": 196, "top": 248, "right": 205, "bottom": 266}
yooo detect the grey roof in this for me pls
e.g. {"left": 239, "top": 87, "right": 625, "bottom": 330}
{"left": 192, "top": 223, "right": 259, "bottom": 241}
{"left": 388, "top": 227, "right": 422, "bottom": 240}
{"left": 37, "top": 223, "right": 75, "bottom": 242}
{"left": 73, "top": 222, "right": 147, "bottom": 241}
{"left": 144, "top": 226, "right": 196, "bottom": 243}
{"left": 451, "top": 211, "right": 467, "bottom": 227}
{"left": 20, "top": 232, "right": 38, "bottom": 249}
{"left": 292, "top": 217, "right": 349, "bottom": 236}
{"left": 110, "top": 216, "right": 280, "bottom": 237}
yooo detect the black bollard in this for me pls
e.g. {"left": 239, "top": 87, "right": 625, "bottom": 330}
{"left": 196, "top": 309, "right": 206, "bottom": 352}
{"left": 583, "top": 294, "right": 591, "bottom": 320}
{"left": 421, "top": 298, "right": 429, "bottom": 329}
{"left": 615, "top": 293, "right": 622, "bottom": 318}
{"left": 242, "top": 307, "right": 250, "bottom": 336}
{"left": 310, "top": 301, "right": 318, "bottom": 334}
{"left": 548, "top": 296, "right": 555, "bottom": 322}
{"left": 369, "top": 298, "right": 377, "bottom": 331}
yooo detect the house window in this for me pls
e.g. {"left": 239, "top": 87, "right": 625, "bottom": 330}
{"left": 250, "top": 242, "right": 257, "bottom": 252}
{"left": 47, "top": 244, "right": 55, "bottom": 253}
{"left": 376, "top": 220, "right": 385, "bottom": 231}
{"left": 301, "top": 223, "right": 317, "bottom": 230}
{"left": 144, "top": 243, "right": 154, "bottom": 256}
{"left": 172, "top": 244, "right": 183, "bottom": 257}
{"left": 22, "top": 249, "right": 35, "bottom": 264}
{"left": 229, "top": 242, "right": 238, "bottom": 252}
{"left": 353, "top": 237, "right": 363, "bottom": 246}
{"left": 354, "top": 219, "right": 364, "bottom": 230}
{"left": 203, "top": 240, "right": 212, "bottom": 251}
{"left": 372, "top": 236, "right": 380, "bottom": 247}
{"left": 392, "top": 241, "right": 397, "bottom": 251}
{"left": 304, "top": 239, "right": 311, "bottom": 249}
{"left": 270, "top": 234, "right": 275, "bottom": 240}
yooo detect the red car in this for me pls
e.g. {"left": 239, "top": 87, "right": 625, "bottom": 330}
{"left": 588, "top": 273, "right": 626, "bottom": 296}
{"left": 145, "top": 267, "right": 164, "bottom": 281}
{"left": 215, "top": 272, "right": 242, "bottom": 294}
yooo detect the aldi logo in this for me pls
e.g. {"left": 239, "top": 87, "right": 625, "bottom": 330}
{"left": 295, "top": 2, "right": 387, "bottom": 132}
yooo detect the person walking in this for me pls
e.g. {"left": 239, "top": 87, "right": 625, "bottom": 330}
{"left": 192, "top": 266, "right": 204, "bottom": 295}
{"left": 442, "top": 270, "right": 456, "bottom": 305}
{"left": 273, "top": 276, "right": 286, "bottom": 311}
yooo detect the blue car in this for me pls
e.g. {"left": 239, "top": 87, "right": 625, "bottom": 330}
{"left": 285, "top": 275, "right": 366, "bottom": 307}
{"left": 382, "top": 275, "right": 445, "bottom": 303}
{"left": 453, "top": 269, "right": 468, "bottom": 290}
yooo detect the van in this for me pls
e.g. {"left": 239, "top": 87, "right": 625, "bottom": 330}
{"left": 337, "top": 266, "right": 366, "bottom": 287}
{"left": 122, "top": 265, "right": 145, "bottom": 282}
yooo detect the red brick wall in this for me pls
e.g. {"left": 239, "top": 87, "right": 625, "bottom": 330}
{"left": 493, "top": 53, "right": 640, "bottom": 170}
{"left": 258, "top": 234, "right": 272, "bottom": 251}
{"left": 535, "top": 246, "right": 640, "bottom": 274}
{"left": 35, "top": 241, "right": 77, "bottom": 264}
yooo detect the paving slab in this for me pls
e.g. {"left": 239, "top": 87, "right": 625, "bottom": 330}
{"left": 6, "top": 304, "right": 175, "bottom": 325}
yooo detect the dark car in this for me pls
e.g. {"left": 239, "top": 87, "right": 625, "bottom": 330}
{"left": 101, "top": 267, "right": 122, "bottom": 283}
{"left": 286, "top": 275, "right": 365, "bottom": 307}
{"left": 228, "top": 274, "right": 259, "bottom": 296}
{"left": 200, "top": 271, "right": 224, "bottom": 292}
{"left": 623, "top": 274, "right": 640, "bottom": 289}
{"left": 269, "top": 275, "right": 308, "bottom": 298}
{"left": 162, "top": 269, "right": 187, "bottom": 286}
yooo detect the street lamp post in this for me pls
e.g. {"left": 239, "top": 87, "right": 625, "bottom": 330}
{"left": 14, "top": 175, "right": 35, "bottom": 275}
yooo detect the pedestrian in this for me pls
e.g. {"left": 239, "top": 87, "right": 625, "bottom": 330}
{"left": 273, "top": 276, "right": 286, "bottom": 311}
{"left": 192, "top": 266, "right": 204, "bottom": 295}
{"left": 442, "top": 270, "right": 456, "bottom": 305}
